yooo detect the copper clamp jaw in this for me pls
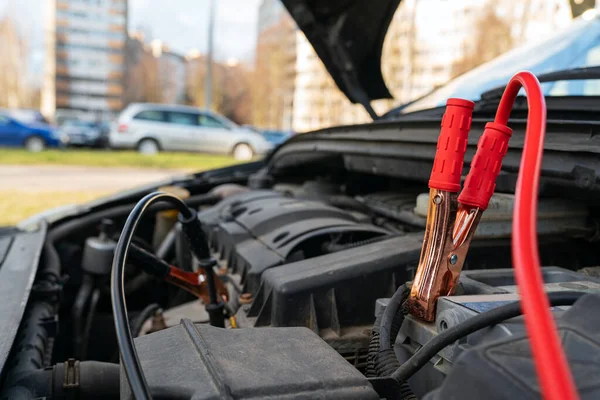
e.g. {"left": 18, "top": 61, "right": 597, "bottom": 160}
{"left": 405, "top": 98, "right": 512, "bottom": 322}
{"left": 405, "top": 189, "right": 482, "bottom": 321}
{"left": 165, "top": 266, "right": 229, "bottom": 305}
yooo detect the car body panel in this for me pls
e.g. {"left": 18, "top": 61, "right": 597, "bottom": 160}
{"left": 0, "top": 114, "right": 61, "bottom": 148}
{"left": 262, "top": 130, "right": 293, "bottom": 146}
{"left": 281, "top": 0, "right": 401, "bottom": 106}
{"left": 59, "top": 121, "right": 106, "bottom": 147}
{"left": 0, "top": 225, "right": 45, "bottom": 378}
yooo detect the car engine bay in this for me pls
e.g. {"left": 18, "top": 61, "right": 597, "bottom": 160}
{"left": 1, "top": 174, "right": 599, "bottom": 399}
{"left": 3, "top": 75, "right": 600, "bottom": 399}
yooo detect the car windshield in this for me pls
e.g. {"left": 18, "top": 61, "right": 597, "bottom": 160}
{"left": 401, "top": 13, "right": 600, "bottom": 114}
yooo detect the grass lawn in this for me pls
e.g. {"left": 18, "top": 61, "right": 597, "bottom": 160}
{"left": 0, "top": 149, "right": 241, "bottom": 170}
{"left": 0, "top": 190, "right": 110, "bottom": 225}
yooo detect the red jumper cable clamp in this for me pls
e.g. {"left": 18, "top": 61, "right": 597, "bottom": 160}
{"left": 405, "top": 71, "right": 578, "bottom": 400}
{"left": 405, "top": 97, "right": 498, "bottom": 322}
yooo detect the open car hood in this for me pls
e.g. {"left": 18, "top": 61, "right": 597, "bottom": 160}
{"left": 281, "top": 0, "right": 401, "bottom": 118}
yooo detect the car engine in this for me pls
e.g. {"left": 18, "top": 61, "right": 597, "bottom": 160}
{"left": 3, "top": 76, "right": 600, "bottom": 399}
{"left": 2, "top": 176, "right": 599, "bottom": 399}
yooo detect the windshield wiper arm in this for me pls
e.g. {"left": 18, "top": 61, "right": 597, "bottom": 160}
{"left": 480, "top": 66, "right": 600, "bottom": 101}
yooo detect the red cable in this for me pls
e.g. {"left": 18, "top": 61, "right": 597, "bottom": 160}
{"left": 494, "top": 71, "right": 578, "bottom": 400}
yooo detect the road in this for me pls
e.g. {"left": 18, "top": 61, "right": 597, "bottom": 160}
{"left": 1, "top": 165, "right": 189, "bottom": 192}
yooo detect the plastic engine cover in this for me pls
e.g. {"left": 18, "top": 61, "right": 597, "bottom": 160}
{"left": 121, "top": 320, "right": 379, "bottom": 399}
{"left": 198, "top": 190, "right": 387, "bottom": 292}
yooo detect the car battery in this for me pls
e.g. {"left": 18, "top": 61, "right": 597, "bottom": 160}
{"left": 375, "top": 267, "right": 600, "bottom": 395}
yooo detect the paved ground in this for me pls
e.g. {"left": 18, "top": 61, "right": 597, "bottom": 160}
{"left": 1, "top": 165, "right": 189, "bottom": 192}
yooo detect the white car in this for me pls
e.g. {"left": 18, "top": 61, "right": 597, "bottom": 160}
{"left": 109, "top": 103, "right": 274, "bottom": 160}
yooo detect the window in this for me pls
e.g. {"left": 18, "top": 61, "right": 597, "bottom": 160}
{"left": 133, "top": 110, "right": 166, "bottom": 122}
{"left": 198, "top": 114, "right": 226, "bottom": 128}
{"left": 167, "top": 111, "right": 198, "bottom": 126}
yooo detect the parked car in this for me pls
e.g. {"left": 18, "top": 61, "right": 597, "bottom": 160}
{"left": 0, "top": 112, "right": 62, "bottom": 151}
{"left": 59, "top": 120, "right": 109, "bottom": 148}
{"left": 109, "top": 104, "right": 274, "bottom": 160}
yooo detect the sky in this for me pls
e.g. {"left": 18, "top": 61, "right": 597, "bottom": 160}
{"left": 0, "top": 0, "right": 263, "bottom": 82}
{"left": 128, "top": 0, "right": 262, "bottom": 60}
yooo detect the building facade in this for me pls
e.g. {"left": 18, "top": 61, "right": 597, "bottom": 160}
{"left": 254, "top": 0, "right": 297, "bottom": 130}
{"left": 150, "top": 40, "right": 186, "bottom": 105}
{"left": 291, "top": 0, "right": 573, "bottom": 132}
{"left": 42, "top": 0, "right": 127, "bottom": 122}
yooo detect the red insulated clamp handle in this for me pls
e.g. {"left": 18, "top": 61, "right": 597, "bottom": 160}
{"left": 428, "top": 98, "right": 474, "bottom": 192}
{"left": 458, "top": 122, "right": 513, "bottom": 210}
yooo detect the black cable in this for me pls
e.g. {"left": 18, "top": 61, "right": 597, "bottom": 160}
{"left": 49, "top": 193, "right": 219, "bottom": 243}
{"left": 390, "top": 291, "right": 585, "bottom": 383}
{"left": 111, "top": 192, "right": 193, "bottom": 400}
{"left": 128, "top": 244, "right": 171, "bottom": 278}
{"left": 130, "top": 304, "right": 161, "bottom": 338}
{"left": 379, "top": 284, "right": 409, "bottom": 355}
{"left": 367, "top": 297, "right": 409, "bottom": 377}
{"left": 372, "top": 284, "right": 416, "bottom": 399}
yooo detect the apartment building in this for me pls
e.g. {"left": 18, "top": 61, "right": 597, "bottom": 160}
{"left": 293, "top": 32, "right": 370, "bottom": 132}
{"left": 42, "top": 0, "right": 127, "bottom": 122}
{"left": 292, "top": 0, "right": 572, "bottom": 132}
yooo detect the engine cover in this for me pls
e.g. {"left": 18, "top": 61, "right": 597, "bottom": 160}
{"left": 198, "top": 190, "right": 388, "bottom": 292}
{"left": 122, "top": 320, "right": 379, "bottom": 399}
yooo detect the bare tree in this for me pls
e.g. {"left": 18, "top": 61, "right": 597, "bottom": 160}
{"left": 185, "top": 57, "right": 224, "bottom": 111}
{"left": 123, "top": 37, "right": 163, "bottom": 105}
{"left": 218, "top": 64, "right": 253, "bottom": 124}
{"left": 251, "top": 16, "right": 296, "bottom": 129}
{"left": 0, "top": 16, "right": 30, "bottom": 108}
{"left": 450, "top": 8, "right": 514, "bottom": 79}
{"left": 185, "top": 58, "right": 253, "bottom": 125}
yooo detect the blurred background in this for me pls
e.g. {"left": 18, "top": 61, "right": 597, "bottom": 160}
{"left": 0, "top": 0, "right": 596, "bottom": 224}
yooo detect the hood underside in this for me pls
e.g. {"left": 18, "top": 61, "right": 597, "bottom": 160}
{"left": 282, "top": 0, "right": 401, "bottom": 118}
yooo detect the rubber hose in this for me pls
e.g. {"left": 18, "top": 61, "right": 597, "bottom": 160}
{"left": 80, "top": 288, "right": 101, "bottom": 360}
{"left": 2, "top": 361, "right": 120, "bottom": 400}
{"left": 41, "top": 238, "right": 61, "bottom": 283}
{"left": 72, "top": 274, "right": 94, "bottom": 359}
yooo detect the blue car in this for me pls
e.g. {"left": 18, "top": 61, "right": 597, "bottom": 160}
{"left": 261, "top": 129, "right": 293, "bottom": 146}
{"left": 0, "top": 113, "right": 62, "bottom": 151}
